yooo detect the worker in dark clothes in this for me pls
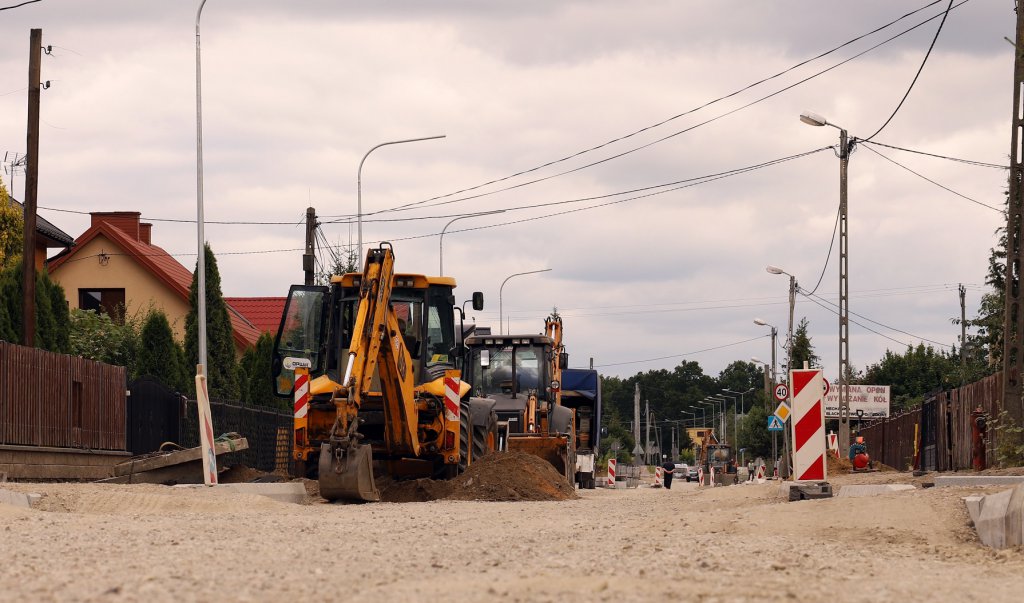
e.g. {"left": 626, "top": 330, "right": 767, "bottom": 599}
{"left": 661, "top": 459, "right": 676, "bottom": 489}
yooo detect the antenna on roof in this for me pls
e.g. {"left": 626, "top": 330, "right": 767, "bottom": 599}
{"left": 3, "top": 152, "right": 26, "bottom": 194}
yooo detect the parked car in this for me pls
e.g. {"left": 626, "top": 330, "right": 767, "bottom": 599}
{"left": 686, "top": 466, "right": 699, "bottom": 482}
{"left": 673, "top": 463, "right": 689, "bottom": 479}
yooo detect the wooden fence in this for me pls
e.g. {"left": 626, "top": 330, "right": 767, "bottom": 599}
{"left": 860, "top": 372, "right": 1003, "bottom": 471}
{"left": 0, "top": 341, "right": 126, "bottom": 451}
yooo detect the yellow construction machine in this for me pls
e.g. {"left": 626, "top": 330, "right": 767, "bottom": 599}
{"left": 462, "top": 313, "right": 576, "bottom": 483}
{"left": 271, "top": 243, "right": 498, "bottom": 502}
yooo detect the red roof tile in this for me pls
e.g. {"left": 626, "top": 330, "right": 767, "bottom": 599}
{"left": 224, "top": 297, "right": 286, "bottom": 336}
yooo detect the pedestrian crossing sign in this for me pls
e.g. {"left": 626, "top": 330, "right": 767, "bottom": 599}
{"left": 767, "top": 415, "right": 785, "bottom": 431}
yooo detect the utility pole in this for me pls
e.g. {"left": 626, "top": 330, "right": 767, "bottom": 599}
{"left": 303, "top": 207, "right": 316, "bottom": 285}
{"left": 782, "top": 274, "right": 796, "bottom": 480}
{"left": 837, "top": 126, "right": 852, "bottom": 453}
{"left": 1003, "top": 3, "right": 1024, "bottom": 429}
{"left": 21, "top": 29, "right": 42, "bottom": 348}
{"left": 632, "top": 384, "right": 641, "bottom": 465}
{"left": 959, "top": 283, "right": 967, "bottom": 383}
{"left": 645, "top": 400, "right": 651, "bottom": 466}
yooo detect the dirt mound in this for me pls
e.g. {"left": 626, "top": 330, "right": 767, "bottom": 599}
{"left": 379, "top": 450, "right": 578, "bottom": 503}
{"left": 217, "top": 465, "right": 286, "bottom": 484}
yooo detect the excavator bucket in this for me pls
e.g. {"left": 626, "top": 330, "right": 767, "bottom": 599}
{"left": 318, "top": 442, "right": 380, "bottom": 502}
{"left": 507, "top": 435, "right": 572, "bottom": 483}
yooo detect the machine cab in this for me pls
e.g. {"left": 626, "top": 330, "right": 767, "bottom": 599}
{"left": 272, "top": 275, "right": 467, "bottom": 397}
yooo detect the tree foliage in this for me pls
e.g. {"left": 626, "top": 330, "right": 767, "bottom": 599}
{"left": 862, "top": 344, "right": 960, "bottom": 412}
{"left": 67, "top": 307, "right": 141, "bottom": 369}
{"left": 184, "top": 244, "right": 240, "bottom": 400}
{"left": 136, "top": 309, "right": 189, "bottom": 392}
{"left": 0, "top": 263, "right": 70, "bottom": 352}
{"left": 787, "top": 317, "right": 819, "bottom": 371}
{"left": 0, "top": 176, "right": 22, "bottom": 270}
{"left": 239, "top": 332, "right": 282, "bottom": 409}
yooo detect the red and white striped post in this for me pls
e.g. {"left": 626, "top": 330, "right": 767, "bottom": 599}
{"left": 698, "top": 466, "right": 704, "bottom": 486}
{"left": 790, "top": 368, "right": 828, "bottom": 481}
{"left": 607, "top": 458, "right": 617, "bottom": 487}
{"left": 654, "top": 466, "right": 664, "bottom": 487}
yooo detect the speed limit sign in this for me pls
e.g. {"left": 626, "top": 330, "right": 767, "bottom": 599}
{"left": 773, "top": 383, "right": 789, "bottom": 401}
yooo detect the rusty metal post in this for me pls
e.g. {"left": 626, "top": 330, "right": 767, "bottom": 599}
{"left": 971, "top": 407, "right": 987, "bottom": 471}
{"left": 21, "top": 29, "right": 42, "bottom": 347}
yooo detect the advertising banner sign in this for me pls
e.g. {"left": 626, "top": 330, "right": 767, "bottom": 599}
{"left": 823, "top": 384, "right": 890, "bottom": 419}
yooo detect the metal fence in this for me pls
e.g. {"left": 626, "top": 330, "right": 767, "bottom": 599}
{"left": 180, "top": 398, "right": 292, "bottom": 473}
{"left": 860, "top": 372, "right": 1003, "bottom": 471}
{"left": 0, "top": 341, "right": 126, "bottom": 450}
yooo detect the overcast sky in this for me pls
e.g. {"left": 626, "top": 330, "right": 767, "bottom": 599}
{"left": 0, "top": 0, "right": 1015, "bottom": 380}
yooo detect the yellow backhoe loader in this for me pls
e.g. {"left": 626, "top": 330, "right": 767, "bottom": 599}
{"left": 462, "top": 313, "right": 576, "bottom": 483}
{"left": 271, "top": 243, "right": 498, "bottom": 502}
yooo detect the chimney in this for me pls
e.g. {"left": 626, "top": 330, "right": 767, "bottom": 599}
{"left": 139, "top": 223, "right": 152, "bottom": 245}
{"left": 90, "top": 212, "right": 141, "bottom": 241}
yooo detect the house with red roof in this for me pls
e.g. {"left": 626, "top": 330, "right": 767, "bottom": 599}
{"left": 48, "top": 211, "right": 264, "bottom": 357}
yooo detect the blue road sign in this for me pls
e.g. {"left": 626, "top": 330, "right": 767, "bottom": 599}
{"left": 767, "top": 415, "right": 785, "bottom": 431}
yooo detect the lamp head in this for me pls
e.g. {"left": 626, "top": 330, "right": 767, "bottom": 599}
{"left": 754, "top": 318, "right": 767, "bottom": 326}
{"left": 799, "top": 111, "right": 827, "bottom": 127}
{"left": 765, "top": 265, "right": 784, "bottom": 275}
{"left": 751, "top": 356, "right": 763, "bottom": 364}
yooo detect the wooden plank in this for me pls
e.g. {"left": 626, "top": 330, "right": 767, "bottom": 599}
{"left": 112, "top": 437, "right": 249, "bottom": 476}
{"left": 0, "top": 462, "right": 115, "bottom": 480}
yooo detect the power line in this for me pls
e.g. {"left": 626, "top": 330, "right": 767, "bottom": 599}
{"left": 800, "top": 288, "right": 953, "bottom": 349}
{"left": 360, "top": 1, "right": 956, "bottom": 218}
{"left": 861, "top": 140, "right": 1007, "bottom": 169}
{"left": 861, "top": 144, "right": 1007, "bottom": 214}
{"left": 862, "top": 0, "right": 956, "bottom": 142}
{"left": 0, "top": 0, "right": 41, "bottom": 11}
{"left": 593, "top": 335, "right": 768, "bottom": 369}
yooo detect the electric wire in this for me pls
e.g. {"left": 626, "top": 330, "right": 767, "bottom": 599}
{"left": 861, "top": 144, "right": 1006, "bottom": 214}
{"left": 862, "top": 0, "right": 955, "bottom": 142}
{"left": 861, "top": 140, "right": 1007, "bottom": 169}
{"left": 593, "top": 335, "right": 768, "bottom": 369}
{"left": 0, "top": 0, "right": 41, "bottom": 11}
{"left": 355, "top": 1, "right": 958, "bottom": 219}
{"left": 800, "top": 288, "right": 953, "bottom": 349}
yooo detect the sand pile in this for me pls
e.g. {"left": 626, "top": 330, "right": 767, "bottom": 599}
{"left": 380, "top": 450, "right": 578, "bottom": 503}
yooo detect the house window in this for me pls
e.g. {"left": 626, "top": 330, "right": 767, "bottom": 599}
{"left": 79, "top": 288, "right": 126, "bottom": 319}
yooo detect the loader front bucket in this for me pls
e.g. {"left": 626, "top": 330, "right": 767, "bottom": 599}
{"left": 318, "top": 442, "right": 380, "bottom": 502}
{"left": 507, "top": 435, "right": 571, "bottom": 483}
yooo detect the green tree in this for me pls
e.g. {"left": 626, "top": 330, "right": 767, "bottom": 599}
{"left": 316, "top": 240, "right": 358, "bottom": 285}
{"left": 185, "top": 244, "right": 240, "bottom": 400}
{"left": 788, "top": 317, "right": 820, "bottom": 371}
{"left": 0, "top": 176, "right": 22, "bottom": 270}
{"left": 862, "top": 344, "right": 957, "bottom": 412}
{"left": 67, "top": 307, "right": 140, "bottom": 369}
{"left": 0, "top": 263, "right": 71, "bottom": 352}
{"left": 239, "top": 332, "right": 280, "bottom": 409}
{"left": 136, "top": 309, "right": 189, "bottom": 392}
{"left": 738, "top": 402, "right": 771, "bottom": 459}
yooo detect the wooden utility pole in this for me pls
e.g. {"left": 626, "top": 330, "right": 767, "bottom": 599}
{"left": 303, "top": 207, "right": 316, "bottom": 285}
{"left": 21, "top": 29, "right": 42, "bottom": 347}
{"left": 1003, "top": 5, "right": 1024, "bottom": 427}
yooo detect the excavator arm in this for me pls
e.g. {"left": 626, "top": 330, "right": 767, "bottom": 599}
{"left": 320, "top": 243, "right": 421, "bottom": 502}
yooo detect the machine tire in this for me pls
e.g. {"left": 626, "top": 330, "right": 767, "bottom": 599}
{"left": 472, "top": 409, "right": 499, "bottom": 462}
{"left": 459, "top": 400, "right": 471, "bottom": 473}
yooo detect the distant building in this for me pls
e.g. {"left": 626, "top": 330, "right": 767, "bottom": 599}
{"left": 48, "top": 211, "right": 262, "bottom": 357}
{"left": 8, "top": 196, "right": 75, "bottom": 270}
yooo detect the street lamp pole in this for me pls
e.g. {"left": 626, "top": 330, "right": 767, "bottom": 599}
{"left": 499, "top": 268, "right": 551, "bottom": 334}
{"left": 357, "top": 135, "right": 445, "bottom": 265}
{"left": 801, "top": 110, "right": 853, "bottom": 452}
{"left": 766, "top": 264, "right": 797, "bottom": 479}
{"left": 195, "top": 0, "right": 209, "bottom": 376}
{"left": 439, "top": 210, "right": 505, "bottom": 276}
